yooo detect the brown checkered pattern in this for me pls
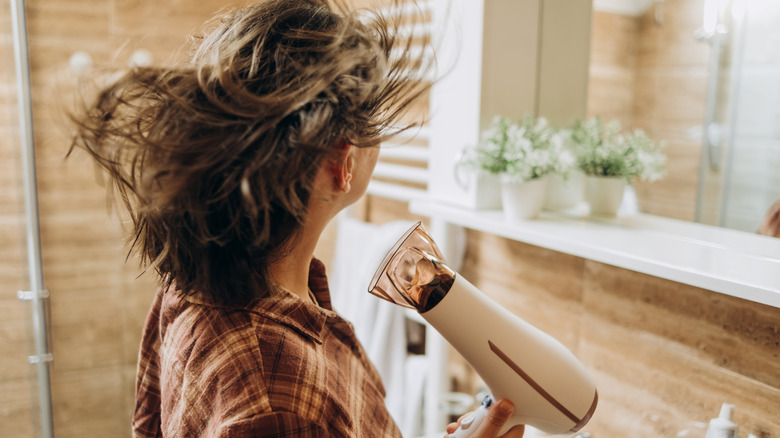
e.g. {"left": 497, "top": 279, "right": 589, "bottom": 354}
{"left": 133, "top": 259, "right": 402, "bottom": 437}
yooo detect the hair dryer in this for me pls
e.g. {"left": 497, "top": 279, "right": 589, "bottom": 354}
{"left": 368, "top": 222, "right": 598, "bottom": 435}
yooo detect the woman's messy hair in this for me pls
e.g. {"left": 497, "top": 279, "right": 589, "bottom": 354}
{"left": 69, "top": 0, "right": 433, "bottom": 304}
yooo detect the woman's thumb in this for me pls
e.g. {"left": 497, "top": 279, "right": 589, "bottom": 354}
{"left": 482, "top": 399, "right": 515, "bottom": 433}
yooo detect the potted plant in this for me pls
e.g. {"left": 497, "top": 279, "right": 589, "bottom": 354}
{"left": 571, "top": 117, "right": 665, "bottom": 216}
{"left": 463, "top": 115, "right": 569, "bottom": 220}
{"left": 455, "top": 117, "right": 511, "bottom": 210}
{"left": 543, "top": 127, "right": 581, "bottom": 211}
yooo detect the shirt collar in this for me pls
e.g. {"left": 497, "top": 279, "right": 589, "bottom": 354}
{"left": 179, "top": 257, "right": 335, "bottom": 344}
{"left": 248, "top": 288, "right": 329, "bottom": 344}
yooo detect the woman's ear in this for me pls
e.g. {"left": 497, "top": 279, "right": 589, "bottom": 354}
{"left": 336, "top": 145, "right": 355, "bottom": 193}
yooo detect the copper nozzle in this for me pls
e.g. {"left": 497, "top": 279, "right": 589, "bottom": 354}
{"left": 367, "top": 222, "right": 455, "bottom": 313}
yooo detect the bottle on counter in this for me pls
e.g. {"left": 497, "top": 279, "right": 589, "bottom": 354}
{"left": 705, "top": 403, "right": 738, "bottom": 438}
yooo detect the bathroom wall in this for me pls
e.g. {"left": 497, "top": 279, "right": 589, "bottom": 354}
{"left": 0, "top": 1, "right": 37, "bottom": 434}
{"left": 586, "top": 10, "right": 637, "bottom": 130}
{"left": 462, "top": 229, "right": 779, "bottom": 437}
{"left": 0, "top": 0, "right": 249, "bottom": 436}
{"left": 720, "top": 1, "right": 780, "bottom": 231}
{"left": 588, "top": 0, "right": 709, "bottom": 222}
{"left": 359, "top": 196, "right": 780, "bottom": 437}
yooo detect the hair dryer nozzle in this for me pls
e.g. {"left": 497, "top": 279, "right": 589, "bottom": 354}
{"left": 368, "top": 221, "right": 455, "bottom": 312}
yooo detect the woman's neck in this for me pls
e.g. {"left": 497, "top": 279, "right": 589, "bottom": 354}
{"left": 270, "top": 160, "right": 353, "bottom": 301}
{"left": 269, "top": 197, "right": 335, "bottom": 301}
{"left": 268, "top": 236, "right": 318, "bottom": 300}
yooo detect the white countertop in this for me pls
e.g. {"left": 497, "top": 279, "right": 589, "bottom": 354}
{"left": 410, "top": 201, "right": 780, "bottom": 309}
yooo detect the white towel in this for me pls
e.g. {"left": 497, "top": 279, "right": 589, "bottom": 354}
{"left": 329, "top": 216, "right": 426, "bottom": 437}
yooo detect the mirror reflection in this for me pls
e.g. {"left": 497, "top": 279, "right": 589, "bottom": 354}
{"left": 589, "top": 0, "right": 780, "bottom": 233}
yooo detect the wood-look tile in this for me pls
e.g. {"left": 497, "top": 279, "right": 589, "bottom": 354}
{"left": 0, "top": 376, "right": 36, "bottom": 438}
{"left": 0, "top": 299, "right": 37, "bottom": 382}
{"left": 0, "top": 129, "right": 26, "bottom": 213}
{"left": 587, "top": 10, "right": 637, "bottom": 129}
{"left": 43, "top": 300, "right": 125, "bottom": 375}
{"left": 631, "top": 68, "right": 658, "bottom": 131}
{"left": 635, "top": 0, "right": 710, "bottom": 69}
{"left": 105, "top": 34, "right": 192, "bottom": 68}
{"left": 634, "top": 139, "right": 701, "bottom": 220}
{"left": 119, "top": 265, "right": 159, "bottom": 366}
{"left": 463, "top": 232, "right": 583, "bottom": 299}
{"left": 582, "top": 261, "right": 780, "bottom": 389}
{"left": 0, "top": 86, "right": 20, "bottom": 124}
{"left": 120, "top": 363, "right": 139, "bottom": 423}
{"left": 589, "top": 11, "right": 637, "bottom": 69}
{"left": 365, "top": 196, "right": 422, "bottom": 224}
{"left": 112, "top": 0, "right": 237, "bottom": 43}
{"left": 587, "top": 71, "right": 635, "bottom": 128}
{"left": 579, "top": 311, "right": 780, "bottom": 437}
{"left": 0, "top": 217, "right": 27, "bottom": 284}
{"left": 50, "top": 366, "right": 131, "bottom": 438}
{"left": 655, "top": 0, "right": 710, "bottom": 68}
{"left": 652, "top": 69, "right": 708, "bottom": 134}
{"left": 26, "top": 0, "right": 110, "bottom": 41}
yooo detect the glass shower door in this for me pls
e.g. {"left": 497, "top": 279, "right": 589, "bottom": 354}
{"left": 1, "top": 0, "right": 38, "bottom": 434}
{"left": 1, "top": 0, "right": 54, "bottom": 436}
{"left": 695, "top": 0, "right": 780, "bottom": 232}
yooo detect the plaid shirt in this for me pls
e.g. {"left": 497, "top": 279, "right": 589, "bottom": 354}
{"left": 133, "top": 258, "right": 402, "bottom": 437}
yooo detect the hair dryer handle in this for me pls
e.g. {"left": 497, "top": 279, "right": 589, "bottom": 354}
{"left": 448, "top": 395, "right": 494, "bottom": 438}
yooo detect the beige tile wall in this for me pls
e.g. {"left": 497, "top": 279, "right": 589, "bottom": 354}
{"left": 1, "top": 1, "right": 41, "bottom": 436}
{"left": 586, "top": 11, "right": 638, "bottom": 129}
{"left": 0, "top": 0, "right": 249, "bottom": 436}
{"left": 358, "top": 198, "right": 780, "bottom": 437}
{"left": 588, "top": 2, "right": 710, "bottom": 222}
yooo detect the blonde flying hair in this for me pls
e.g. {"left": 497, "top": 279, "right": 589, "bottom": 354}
{"left": 70, "top": 0, "right": 433, "bottom": 304}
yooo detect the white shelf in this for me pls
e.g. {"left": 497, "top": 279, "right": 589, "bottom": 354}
{"left": 410, "top": 201, "right": 780, "bottom": 309}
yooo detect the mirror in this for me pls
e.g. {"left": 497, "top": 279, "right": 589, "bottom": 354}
{"left": 589, "top": 0, "right": 780, "bottom": 234}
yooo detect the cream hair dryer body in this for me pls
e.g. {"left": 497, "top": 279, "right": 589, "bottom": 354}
{"left": 368, "top": 222, "right": 597, "bottom": 435}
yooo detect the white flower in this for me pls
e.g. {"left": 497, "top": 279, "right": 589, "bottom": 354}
{"left": 463, "top": 115, "right": 595, "bottom": 182}
{"left": 572, "top": 118, "right": 666, "bottom": 181}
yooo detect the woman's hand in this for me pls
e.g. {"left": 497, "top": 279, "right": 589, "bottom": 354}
{"left": 443, "top": 398, "right": 525, "bottom": 438}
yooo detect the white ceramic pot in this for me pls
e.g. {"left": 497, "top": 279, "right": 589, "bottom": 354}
{"left": 544, "top": 171, "right": 584, "bottom": 211}
{"left": 501, "top": 176, "right": 548, "bottom": 220}
{"left": 453, "top": 153, "right": 503, "bottom": 210}
{"left": 584, "top": 175, "right": 626, "bottom": 216}
{"left": 474, "top": 173, "right": 503, "bottom": 210}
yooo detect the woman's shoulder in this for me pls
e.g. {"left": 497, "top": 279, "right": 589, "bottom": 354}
{"left": 158, "top": 286, "right": 325, "bottom": 363}
{"left": 158, "top": 291, "right": 264, "bottom": 368}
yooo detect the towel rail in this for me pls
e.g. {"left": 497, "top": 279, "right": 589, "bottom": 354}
{"left": 379, "top": 145, "right": 430, "bottom": 162}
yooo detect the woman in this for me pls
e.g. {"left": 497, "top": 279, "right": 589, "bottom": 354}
{"left": 70, "top": 0, "right": 523, "bottom": 436}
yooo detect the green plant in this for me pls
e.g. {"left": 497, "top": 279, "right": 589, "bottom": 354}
{"left": 571, "top": 117, "right": 665, "bottom": 182}
{"left": 463, "top": 115, "right": 574, "bottom": 182}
